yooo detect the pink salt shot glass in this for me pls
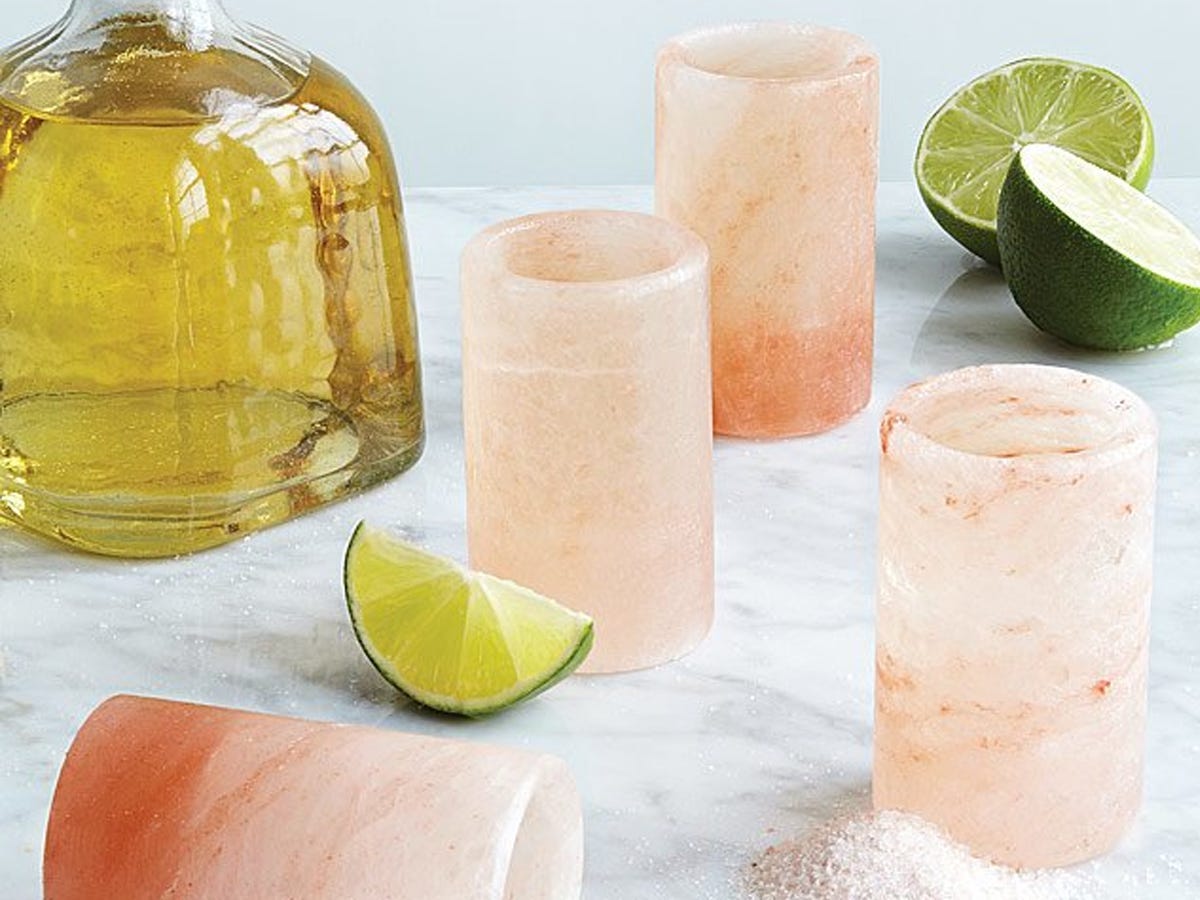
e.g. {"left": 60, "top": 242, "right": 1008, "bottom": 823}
{"left": 461, "top": 210, "right": 714, "bottom": 674}
{"left": 44, "top": 696, "right": 584, "bottom": 899}
{"left": 873, "top": 364, "right": 1157, "bottom": 868}
{"left": 656, "top": 23, "right": 880, "bottom": 438}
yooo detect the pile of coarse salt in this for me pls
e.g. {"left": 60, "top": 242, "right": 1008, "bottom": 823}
{"left": 744, "top": 810, "right": 1099, "bottom": 900}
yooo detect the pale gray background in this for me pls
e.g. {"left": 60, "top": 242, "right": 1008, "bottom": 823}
{"left": 6, "top": 0, "right": 1198, "bottom": 185}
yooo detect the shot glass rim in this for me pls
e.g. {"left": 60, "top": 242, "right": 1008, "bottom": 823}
{"left": 658, "top": 22, "right": 878, "bottom": 86}
{"left": 462, "top": 208, "right": 709, "bottom": 298}
{"left": 881, "top": 363, "right": 1158, "bottom": 466}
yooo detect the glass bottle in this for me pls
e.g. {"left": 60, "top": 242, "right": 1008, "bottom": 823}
{"left": 0, "top": 0, "right": 425, "bottom": 557}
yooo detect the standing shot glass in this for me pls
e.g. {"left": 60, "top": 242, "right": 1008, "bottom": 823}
{"left": 873, "top": 364, "right": 1157, "bottom": 868}
{"left": 461, "top": 210, "right": 713, "bottom": 673}
{"left": 45, "top": 696, "right": 584, "bottom": 900}
{"left": 656, "top": 23, "right": 879, "bottom": 438}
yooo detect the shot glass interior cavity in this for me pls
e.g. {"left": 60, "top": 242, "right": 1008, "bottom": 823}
{"left": 670, "top": 22, "right": 877, "bottom": 82}
{"left": 885, "top": 364, "right": 1157, "bottom": 460}
{"left": 480, "top": 209, "right": 707, "bottom": 287}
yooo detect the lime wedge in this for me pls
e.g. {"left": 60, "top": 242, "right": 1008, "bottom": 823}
{"left": 917, "top": 57, "right": 1153, "bottom": 265}
{"left": 344, "top": 523, "right": 593, "bottom": 717}
{"left": 998, "top": 143, "right": 1200, "bottom": 350}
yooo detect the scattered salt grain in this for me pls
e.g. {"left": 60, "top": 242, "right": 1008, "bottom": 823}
{"left": 744, "top": 811, "right": 1099, "bottom": 900}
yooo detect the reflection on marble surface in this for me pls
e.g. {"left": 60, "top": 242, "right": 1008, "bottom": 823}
{"left": 1, "top": 183, "right": 1198, "bottom": 898}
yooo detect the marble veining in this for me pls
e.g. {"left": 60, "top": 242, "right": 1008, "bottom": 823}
{"left": 1, "top": 183, "right": 1198, "bottom": 898}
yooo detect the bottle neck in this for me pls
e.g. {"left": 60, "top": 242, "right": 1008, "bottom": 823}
{"left": 67, "top": 0, "right": 235, "bottom": 46}
{"left": 69, "top": 0, "right": 231, "bottom": 16}
{"left": 1, "top": 0, "right": 309, "bottom": 120}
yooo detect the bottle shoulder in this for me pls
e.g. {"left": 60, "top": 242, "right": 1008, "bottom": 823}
{"left": 0, "top": 11, "right": 312, "bottom": 122}
{"left": 292, "top": 59, "right": 395, "bottom": 158}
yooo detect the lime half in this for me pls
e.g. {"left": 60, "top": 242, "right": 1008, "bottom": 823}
{"left": 998, "top": 143, "right": 1200, "bottom": 350}
{"left": 344, "top": 523, "right": 593, "bottom": 717}
{"left": 917, "top": 57, "right": 1153, "bottom": 265}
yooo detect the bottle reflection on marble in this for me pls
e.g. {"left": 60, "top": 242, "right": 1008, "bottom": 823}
{"left": 0, "top": 1, "right": 424, "bottom": 557}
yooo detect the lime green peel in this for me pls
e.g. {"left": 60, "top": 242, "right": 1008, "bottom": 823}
{"left": 344, "top": 523, "right": 593, "bottom": 717}
{"left": 916, "top": 57, "right": 1154, "bottom": 265}
{"left": 998, "top": 143, "right": 1200, "bottom": 351}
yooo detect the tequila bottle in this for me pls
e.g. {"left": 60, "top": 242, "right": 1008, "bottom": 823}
{"left": 0, "top": 0, "right": 424, "bottom": 556}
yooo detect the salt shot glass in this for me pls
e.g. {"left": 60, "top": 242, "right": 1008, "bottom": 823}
{"left": 873, "top": 364, "right": 1157, "bottom": 868}
{"left": 656, "top": 23, "right": 879, "bottom": 439}
{"left": 461, "top": 210, "right": 714, "bottom": 673}
{"left": 44, "top": 696, "right": 584, "bottom": 900}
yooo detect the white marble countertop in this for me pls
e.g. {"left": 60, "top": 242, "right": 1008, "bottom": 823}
{"left": 2, "top": 183, "right": 1198, "bottom": 899}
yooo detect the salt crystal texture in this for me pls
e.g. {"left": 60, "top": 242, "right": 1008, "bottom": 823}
{"left": 656, "top": 23, "right": 879, "bottom": 438}
{"left": 461, "top": 210, "right": 714, "bottom": 673}
{"left": 874, "top": 365, "right": 1157, "bottom": 867}
{"left": 44, "top": 695, "right": 584, "bottom": 899}
{"left": 744, "top": 811, "right": 1099, "bottom": 900}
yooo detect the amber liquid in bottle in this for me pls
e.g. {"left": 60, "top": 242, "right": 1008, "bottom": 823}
{"left": 0, "top": 12, "right": 424, "bottom": 556}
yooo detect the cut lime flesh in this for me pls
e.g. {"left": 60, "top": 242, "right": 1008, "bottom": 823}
{"left": 997, "top": 143, "right": 1200, "bottom": 350}
{"left": 1021, "top": 144, "right": 1200, "bottom": 283}
{"left": 344, "top": 523, "right": 593, "bottom": 717}
{"left": 917, "top": 57, "right": 1154, "bottom": 265}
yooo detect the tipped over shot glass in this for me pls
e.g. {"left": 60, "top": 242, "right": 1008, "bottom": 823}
{"left": 45, "top": 696, "right": 584, "bottom": 900}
